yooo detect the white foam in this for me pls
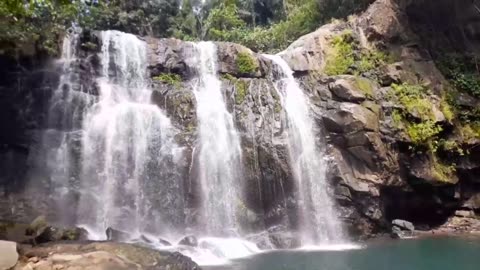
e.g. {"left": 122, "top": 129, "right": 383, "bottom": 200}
{"left": 175, "top": 237, "right": 261, "bottom": 266}
{"left": 299, "top": 243, "right": 363, "bottom": 251}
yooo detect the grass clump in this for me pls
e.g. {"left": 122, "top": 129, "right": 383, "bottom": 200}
{"left": 236, "top": 52, "right": 258, "bottom": 75}
{"left": 153, "top": 73, "right": 182, "bottom": 87}
{"left": 325, "top": 32, "right": 355, "bottom": 76}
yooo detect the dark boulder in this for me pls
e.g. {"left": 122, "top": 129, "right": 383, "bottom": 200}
{"left": 178, "top": 235, "right": 198, "bottom": 247}
{"left": 105, "top": 227, "right": 131, "bottom": 242}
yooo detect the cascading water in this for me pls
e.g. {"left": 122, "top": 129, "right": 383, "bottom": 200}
{"left": 76, "top": 30, "right": 184, "bottom": 238}
{"left": 264, "top": 55, "right": 346, "bottom": 245}
{"left": 191, "top": 42, "right": 244, "bottom": 235}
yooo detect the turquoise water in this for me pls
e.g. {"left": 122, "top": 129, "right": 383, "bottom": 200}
{"left": 205, "top": 237, "right": 480, "bottom": 270}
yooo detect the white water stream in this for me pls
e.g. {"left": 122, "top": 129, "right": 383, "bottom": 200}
{"left": 191, "top": 42, "right": 244, "bottom": 236}
{"left": 264, "top": 54, "right": 346, "bottom": 245}
{"left": 76, "top": 30, "right": 184, "bottom": 237}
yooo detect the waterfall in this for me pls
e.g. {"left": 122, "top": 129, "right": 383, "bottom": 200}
{"left": 264, "top": 55, "right": 346, "bottom": 245}
{"left": 191, "top": 42, "right": 244, "bottom": 235}
{"left": 74, "top": 31, "right": 184, "bottom": 238}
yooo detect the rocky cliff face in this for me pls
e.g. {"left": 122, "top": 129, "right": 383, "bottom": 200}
{"left": 1, "top": 0, "right": 480, "bottom": 247}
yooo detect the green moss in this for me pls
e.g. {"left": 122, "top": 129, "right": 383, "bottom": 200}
{"left": 440, "top": 98, "right": 454, "bottom": 122}
{"left": 325, "top": 32, "right": 355, "bottom": 76}
{"left": 222, "top": 73, "right": 236, "bottom": 81}
{"left": 391, "top": 109, "right": 404, "bottom": 128}
{"left": 153, "top": 73, "right": 182, "bottom": 87}
{"left": 274, "top": 102, "right": 282, "bottom": 113}
{"left": 354, "top": 76, "right": 374, "bottom": 98}
{"left": 236, "top": 52, "right": 258, "bottom": 75}
{"left": 325, "top": 31, "right": 390, "bottom": 76}
{"left": 235, "top": 79, "right": 249, "bottom": 104}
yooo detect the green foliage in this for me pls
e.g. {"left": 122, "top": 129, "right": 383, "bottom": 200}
{"left": 153, "top": 73, "right": 182, "bottom": 87}
{"left": 0, "top": 0, "right": 80, "bottom": 54}
{"left": 406, "top": 120, "right": 443, "bottom": 146}
{"left": 204, "top": 0, "right": 246, "bottom": 40}
{"left": 236, "top": 52, "right": 257, "bottom": 75}
{"left": 437, "top": 53, "right": 480, "bottom": 98}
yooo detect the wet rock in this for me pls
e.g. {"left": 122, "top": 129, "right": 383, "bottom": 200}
{"left": 105, "top": 227, "right": 131, "bottom": 242}
{"left": 216, "top": 42, "right": 263, "bottom": 78}
{"left": 323, "top": 102, "right": 379, "bottom": 134}
{"left": 178, "top": 235, "right": 198, "bottom": 247}
{"left": 455, "top": 210, "right": 475, "bottom": 218}
{"left": 392, "top": 219, "right": 415, "bottom": 231}
{"left": 146, "top": 38, "right": 195, "bottom": 77}
{"left": 15, "top": 241, "right": 200, "bottom": 270}
{"left": 34, "top": 226, "right": 88, "bottom": 244}
{"left": 0, "top": 240, "right": 18, "bottom": 270}
{"left": 329, "top": 77, "right": 369, "bottom": 103}
{"left": 158, "top": 238, "right": 172, "bottom": 246}
{"left": 391, "top": 219, "right": 414, "bottom": 239}
{"left": 463, "top": 194, "right": 480, "bottom": 210}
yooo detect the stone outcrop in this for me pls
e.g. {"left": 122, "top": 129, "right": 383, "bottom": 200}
{"left": 13, "top": 242, "right": 200, "bottom": 270}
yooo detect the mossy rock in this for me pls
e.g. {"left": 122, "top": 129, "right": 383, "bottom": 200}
{"left": 235, "top": 79, "right": 250, "bottom": 104}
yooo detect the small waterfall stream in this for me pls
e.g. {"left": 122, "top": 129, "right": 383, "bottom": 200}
{"left": 264, "top": 54, "right": 346, "bottom": 245}
{"left": 191, "top": 42, "right": 244, "bottom": 235}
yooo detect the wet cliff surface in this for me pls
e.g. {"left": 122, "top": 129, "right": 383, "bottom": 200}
{"left": 1, "top": 0, "right": 480, "bottom": 250}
